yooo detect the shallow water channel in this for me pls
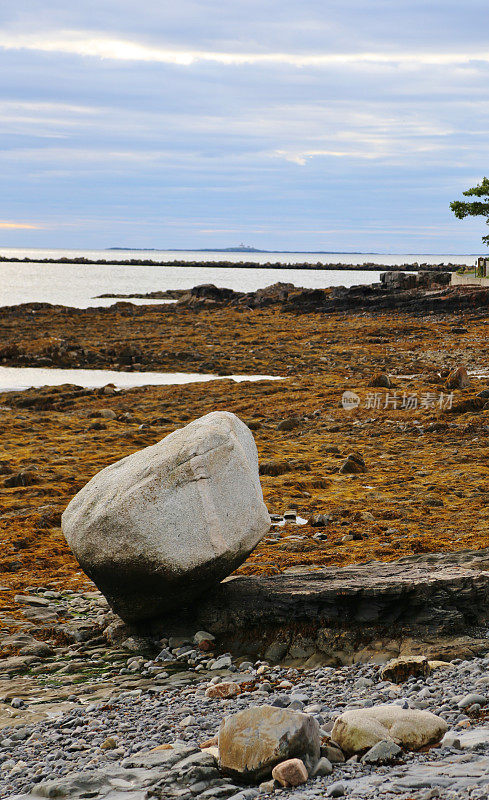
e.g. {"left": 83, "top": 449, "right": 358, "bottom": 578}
{"left": 0, "top": 366, "right": 284, "bottom": 393}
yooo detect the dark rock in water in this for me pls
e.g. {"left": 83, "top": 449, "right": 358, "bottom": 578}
{"left": 61, "top": 412, "right": 270, "bottom": 623}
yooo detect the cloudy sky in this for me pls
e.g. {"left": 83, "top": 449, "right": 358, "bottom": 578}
{"left": 1, "top": 0, "right": 489, "bottom": 252}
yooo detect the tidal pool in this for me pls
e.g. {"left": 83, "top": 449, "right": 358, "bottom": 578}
{"left": 0, "top": 366, "right": 284, "bottom": 393}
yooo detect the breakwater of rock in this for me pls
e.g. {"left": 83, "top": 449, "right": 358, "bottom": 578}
{"left": 0, "top": 254, "right": 461, "bottom": 271}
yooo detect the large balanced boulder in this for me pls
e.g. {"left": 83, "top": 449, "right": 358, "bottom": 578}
{"left": 218, "top": 705, "right": 320, "bottom": 782}
{"left": 62, "top": 412, "right": 270, "bottom": 622}
{"left": 332, "top": 704, "right": 448, "bottom": 755}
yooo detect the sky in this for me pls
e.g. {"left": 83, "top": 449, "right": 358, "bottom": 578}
{"left": 1, "top": 0, "right": 489, "bottom": 253}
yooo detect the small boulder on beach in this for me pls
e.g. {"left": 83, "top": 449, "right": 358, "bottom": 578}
{"left": 218, "top": 705, "right": 320, "bottom": 782}
{"left": 272, "top": 757, "right": 309, "bottom": 787}
{"left": 380, "top": 655, "right": 431, "bottom": 683}
{"left": 61, "top": 411, "right": 270, "bottom": 623}
{"left": 331, "top": 704, "right": 448, "bottom": 754}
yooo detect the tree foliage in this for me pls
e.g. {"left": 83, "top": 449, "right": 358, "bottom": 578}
{"left": 451, "top": 178, "right": 489, "bottom": 244}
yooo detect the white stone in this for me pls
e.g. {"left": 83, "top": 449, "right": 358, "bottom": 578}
{"left": 62, "top": 412, "right": 270, "bottom": 622}
{"left": 332, "top": 704, "right": 448, "bottom": 755}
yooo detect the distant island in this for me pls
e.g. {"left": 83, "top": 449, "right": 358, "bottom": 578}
{"left": 108, "top": 244, "right": 266, "bottom": 253}
{"left": 106, "top": 245, "right": 384, "bottom": 254}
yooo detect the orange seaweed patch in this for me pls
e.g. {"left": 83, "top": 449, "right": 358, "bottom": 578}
{"left": 0, "top": 304, "right": 488, "bottom": 615}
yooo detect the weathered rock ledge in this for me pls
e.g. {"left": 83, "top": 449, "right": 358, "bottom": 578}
{"left": 144, "top": 549, "right": 489, "bottom": 665}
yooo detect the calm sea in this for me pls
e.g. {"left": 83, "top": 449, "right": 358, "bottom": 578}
{"left": 0, "top": 248, "right": 476, "bottom": 309}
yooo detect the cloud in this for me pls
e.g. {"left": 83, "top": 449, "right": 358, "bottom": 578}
{"left": 0, "top": 221, "right": 40, "bottom": 229}
{"left": 1, "top": 30, "right": 489, "bottom": 70}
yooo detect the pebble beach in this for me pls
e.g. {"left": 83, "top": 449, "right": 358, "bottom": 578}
{"left": 2, "top": 586, "right": 489, "bottom": 800}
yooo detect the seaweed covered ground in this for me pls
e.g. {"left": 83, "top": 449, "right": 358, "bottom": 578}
{"left": 1, "top": 299, "right": 489, "bottom": 624}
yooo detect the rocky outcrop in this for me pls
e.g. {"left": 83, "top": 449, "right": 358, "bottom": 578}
{"left": 380, "top": 271, "right": 418, "bottom": 290}
{"left": 152, "top": 548, "right": 489, "bottom": 664}
{"left": 176, "top": 282, "right": 296, "bottom": 309}
{"left": 177, "top": 284, "right": 243, "bottom": 307}
{"left": 3, "top": 281, "right": 489, "bottom": 378}
{"left": 380, "top": 270, "right": 450, "bottom": 290}
{"left": 61, "top": 412, "right": 270, "bottom": 623}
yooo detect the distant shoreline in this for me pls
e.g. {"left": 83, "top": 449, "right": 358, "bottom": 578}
{"left": 0, "top": 255, "right": 460, "bottom": 271}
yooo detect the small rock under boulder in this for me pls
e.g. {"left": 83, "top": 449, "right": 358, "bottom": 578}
{"left": 62, "top": 411, "right": 270, "bottom": 623}
{"left": 272, "top": 758, "right": 308, "bottom": 787}
{"left": 361, "top": 739, "right": 402, "bottom": 764}
{"left": 218, "top": 705, "right": 320, "bottom": 782}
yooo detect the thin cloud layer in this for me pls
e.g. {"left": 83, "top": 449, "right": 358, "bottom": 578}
{"left": 0, "top": 221, "right": 40, "bottom": 229}
{"left": 2, "top": 31, "right": 489, "bottom": 68}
